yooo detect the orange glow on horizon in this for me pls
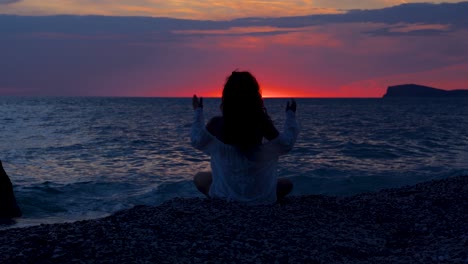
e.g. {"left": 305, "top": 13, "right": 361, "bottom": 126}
{"left": 261, "top": 87, "right": 318, "bottom": 98}
{"left": 172, "top": 86, "right": 342, "bottom": 98}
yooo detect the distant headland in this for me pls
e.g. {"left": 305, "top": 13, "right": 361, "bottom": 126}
{"left": 383, "top": 84, "right": 468, "bottom": 98}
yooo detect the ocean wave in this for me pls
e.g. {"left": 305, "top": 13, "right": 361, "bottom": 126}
{"left": 1, "top": 97, "right": 467, "bottom": 228}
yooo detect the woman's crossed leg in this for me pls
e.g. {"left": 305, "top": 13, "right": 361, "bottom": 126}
{"left": 193, "top": 172, "right": 293, "bottom": 201}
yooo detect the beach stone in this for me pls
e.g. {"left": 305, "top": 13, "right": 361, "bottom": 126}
{"left": 0, "top": 175, "right": 468, "bottom": 263}
{"left": 0, "top": 160, "right": 22, "bottom": 218}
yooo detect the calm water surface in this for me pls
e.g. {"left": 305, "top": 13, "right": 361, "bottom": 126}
{"left": 1, "top": 97, "right": 467, "bottom": 228}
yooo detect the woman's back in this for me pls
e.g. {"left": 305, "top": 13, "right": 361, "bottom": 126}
{"left": 191, "top": 70, "right": 299, "bottom": 204}
{"left": 191, "top": 107, "right": 299, "bottom": 204}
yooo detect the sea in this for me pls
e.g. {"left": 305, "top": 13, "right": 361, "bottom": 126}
{"left": 1, "top": 97, "right": 468, "bottom": 229}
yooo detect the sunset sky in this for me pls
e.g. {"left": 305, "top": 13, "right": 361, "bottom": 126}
{"left": 1, "top": 0, "right": 467, "bottom": 97}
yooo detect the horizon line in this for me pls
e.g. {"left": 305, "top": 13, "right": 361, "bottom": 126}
{"left": 0, "top": 95, "right": 384, "bottom": 99}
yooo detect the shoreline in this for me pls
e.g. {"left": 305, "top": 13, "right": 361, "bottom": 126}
{"left": 1, "top": 175, "right": 468, "bottom": 263}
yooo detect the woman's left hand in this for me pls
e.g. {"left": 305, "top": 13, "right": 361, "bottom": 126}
{"left": 192, "top": 95, "right": 203, "bottom": 110}
{"left": 286, "top": 98, "right": 296, "bottom": 113}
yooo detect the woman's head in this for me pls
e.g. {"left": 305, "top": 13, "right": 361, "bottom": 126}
{"left": 221, "top": 71, "right": 270, "bottom": 151}
{"left": 222, "top": 71, "right": 262, "bottom": 110}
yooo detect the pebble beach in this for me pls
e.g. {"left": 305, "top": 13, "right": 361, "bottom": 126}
{"left": 1, "top": 175, "right": 468, "bottom": 263}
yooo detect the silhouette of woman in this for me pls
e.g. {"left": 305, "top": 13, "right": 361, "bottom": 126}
{"left": 191, "top": 71, "right": 299, "bottom": 204}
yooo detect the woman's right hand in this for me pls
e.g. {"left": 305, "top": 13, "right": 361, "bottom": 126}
{"left": 192, "top": 95, "right": 203, "bottom": 110}
{"left": 286, "top": 99, "right": 296, "bottom": 113}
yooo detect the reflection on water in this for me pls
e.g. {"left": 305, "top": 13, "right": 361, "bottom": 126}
{"left": 1, "top": 97, "right": 467, "bottom": 227}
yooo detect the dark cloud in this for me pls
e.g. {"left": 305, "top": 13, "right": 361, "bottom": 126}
{"left": 1, "top": 2, "right": 468, "bottom": 36}
{"left": 343, "top": 2, "right": 468, "bottom": 31}
{"left": 1, "top": 2, "right": 468, "bottom": 96}
{"left": 228, "top": 2, "right": 468, "bottom": 35}
{"left": 0, "top": 0, "right": 21, "bottom": 4}
{"left": 366, "top": 28, "right": 451, "bottom": 37}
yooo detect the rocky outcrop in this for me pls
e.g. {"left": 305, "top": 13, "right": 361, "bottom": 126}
{"left": 383, "top": 84, "right": 468, "bottom": 98}
{"left": 0, "top": 160, "right": 22, "bottom": 218}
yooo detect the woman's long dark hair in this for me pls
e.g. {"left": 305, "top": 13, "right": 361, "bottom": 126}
{"left": 221, "top": 71, "right": 273, "bottom": 151}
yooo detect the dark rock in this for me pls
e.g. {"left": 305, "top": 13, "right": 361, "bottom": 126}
{"left": 383, "top": 84, "right": 468, "bottom": 98}
{"left": 0, "top": 160, "right": 22, "bottom": 219}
